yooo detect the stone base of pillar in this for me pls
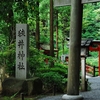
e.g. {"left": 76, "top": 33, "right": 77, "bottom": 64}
{"left": 62, "top": 94, "right": 83, "bottom": 100}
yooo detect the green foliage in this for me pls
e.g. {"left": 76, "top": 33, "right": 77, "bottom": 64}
{"left": 28, "top": 46, "right": 47, "bottom": 76}
{"left": 0, "top": 42, "right": 68, "bottom": 92}
{"left": 0, "top": 43, "right": 15, "bottom": 76}
{"left": 36, "top": 62, "right": 68, "bottom": 92}
{"left": 0, "top": 0, "right": 71, "bottom": 59}
{"left": 37, "top": 67, "right": 67, "bottom": 77}
{"left": 37, "top": 71, "right": 66, "bottom": 93}
{"left": 86, "top": 52, "right": 98, "bottom": 66}
{"left": 82, "top": 3, "right": 100, "bottom": 40}
{"left": 36, "top": 59, "right": 68, "bottom": 76}
{"left": 86, "top": 57, "right": 98, "bottom": 66}
{"left": 2, "top": 97, "right": 11, "bottom": 100}
{"left": 0, "top": 43, "right": 62, "bottom": 77}
{"left": 39, "top": 71, "right": 64, "bottom": 85}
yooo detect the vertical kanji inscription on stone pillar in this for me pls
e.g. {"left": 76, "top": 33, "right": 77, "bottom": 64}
{"left": 16, "top": 24, "right": 29, "bottom": 79}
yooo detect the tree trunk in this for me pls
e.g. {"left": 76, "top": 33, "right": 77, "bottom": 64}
{"left": 67, "top": 0, "right": 83, "bottom": 95}
{"left": 36, "top": 1, "right": 40, "bottom": 50}
{"left": 56, "top": 10, "right": 58, "bottom": 58}
{"left": 49, "top": 0, "right": 54, "bottom": 67}
{"left": 50, "top": 0, "right": 54, "bottom": 57}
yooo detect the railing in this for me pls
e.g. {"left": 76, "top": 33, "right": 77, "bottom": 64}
{"left": 86, "top": 65, "right": 98, "bottom": 77}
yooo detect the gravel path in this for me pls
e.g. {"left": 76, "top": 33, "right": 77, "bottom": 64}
{"left": 38, "top": 76, "right": 100, "bottom": 100}
{"left": 81, "top": 76, "right": 100, "bottom": 100}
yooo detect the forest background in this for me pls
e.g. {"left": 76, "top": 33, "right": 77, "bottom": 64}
{"left": 0, "top": 0, "right": 99, "bottom": 93}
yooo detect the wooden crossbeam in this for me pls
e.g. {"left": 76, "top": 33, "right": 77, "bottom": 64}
{"left": 54, "top": 0, "right": 100, "bottom": 7}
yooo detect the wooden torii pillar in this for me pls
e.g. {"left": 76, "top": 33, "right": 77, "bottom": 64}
{"left": 54, "top": 0, "right": 100, "bottom": 100}
{"left": 89, "top": 40, "right": 100, "bottom": 76}
{"left": 99, "top": 45, "right": 100, "bottom": 75}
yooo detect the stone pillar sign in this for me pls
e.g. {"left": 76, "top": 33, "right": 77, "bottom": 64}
{"left": 16, "top": 24, "right": 29, "bottom": 79}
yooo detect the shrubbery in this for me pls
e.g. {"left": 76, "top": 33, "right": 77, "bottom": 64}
{"left": 0, "top": 44, "right": 68, "bottom": 93}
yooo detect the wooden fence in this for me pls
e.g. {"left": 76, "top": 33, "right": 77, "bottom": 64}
{"left": 86, "top": 65, "right": 98, "bottom": 77}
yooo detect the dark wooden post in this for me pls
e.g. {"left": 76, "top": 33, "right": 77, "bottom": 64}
{"left": 93, "top": 66, "right": 95, "bottom": 77}
{"left": 67, "top": 0, "right": 83, "bottom": 95}
{"left": 21, "top": 93, "right": 24, "bottom": 100}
